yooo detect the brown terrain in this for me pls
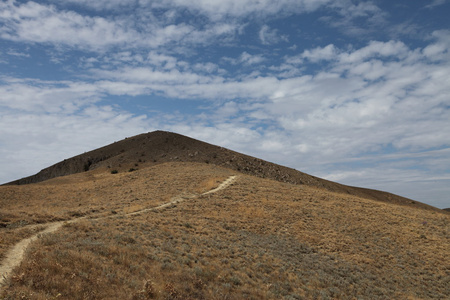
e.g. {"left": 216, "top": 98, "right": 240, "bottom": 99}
{"left": 0, "top": 130, "right": 449, "bottom": 299}
{"left": 6, "top": 131, "right": 440, "bottom": 211}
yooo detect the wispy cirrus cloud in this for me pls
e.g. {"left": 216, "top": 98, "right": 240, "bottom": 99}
{"left": 424, "top": 0, "right": 448, "bottom": 9}
{"left": 51, "top": 0, "right": 137, "bottom": 11}
{"left": 0, "top": 1, "right": 241, "bottom": 52}
{"left": 0, "top": 1, "right": 138, "bottom": 50}
{"left": 150, "top": 0, "right": 334, "bottom": 20}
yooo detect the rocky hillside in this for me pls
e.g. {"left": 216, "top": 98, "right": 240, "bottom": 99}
{"left": 6, "top": 131, "right": 441, "bottom": 211}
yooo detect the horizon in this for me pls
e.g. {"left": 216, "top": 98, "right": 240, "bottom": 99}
{"left": 1, "top": 0, "right": 449, "bottom": 208}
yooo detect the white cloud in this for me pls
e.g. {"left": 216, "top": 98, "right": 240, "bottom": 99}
{"left": 150, "top": 0, "right": 333, "bottom": 20}
{"left": 0, "top": 77, "right": 101, "bottom": 113}
{"left": 6, "top": 49, "right": 30, "bottom": 57}
{"left": 422, "top": 30, "right": 450, "bottom": 61}
{"left": 259, "top": 25, "right": 288, "bottom": 45}
{"left": 147, "top": 51, "right": 179, "bottom": 69}
{"left": 0, "top": 1, "right": 138, "bottom": 50}
{"left": 320, "top": 163, "right": 450, "bottom": 209}
{"left": 424, "top": 0, "right": 448, "bottom": 9}
{"left": 165, "top": 121, "right": 263, "bottom": 155}
{"left": 238, "top": 52, "right": 266, "bottom": 65}
{"left": 339, "top": 1, "right": 383, "bottom": 18}
{"left": 287, "top": 40, "right": 409, "bottom": 67}
{"left": 92, "top": 67, "right": 219, "bottom": 87}
{"left": 338, "top": 40, "right": 409, "bottom": 63}
{"left": 72, "top": 38, "right": 449, "bottom": 159}
{"left": 193, "top": 62, "right": 224, "bottom": 74}
{"left": 0, "top": 1, "right": 241, "bottom": 51}
{"left": 300, "top": 44, "right": 338, "bottom": 62}
{"left": 256, "top": 39, "right": 450, "bottom": 165}
{"left": 214, "top": 101, "right": 239, "bottom": 118}
{"left": 52, "top": 0, "right": 136, "bottom": 11}
{"left": 3, "top": 36, "right": 441, "bottom": 166}
{"left": 322, "top": 0, "right": 388, "bottom": 36}
{"left": 0, "top": 101, "right": 150, "bottom": 185}
{"left": 172, "top": 22, "right": 241, "bottom": 46}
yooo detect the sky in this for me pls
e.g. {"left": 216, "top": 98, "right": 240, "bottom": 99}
{"left": 0, "top": 0, "right": 449, "bottom": 208}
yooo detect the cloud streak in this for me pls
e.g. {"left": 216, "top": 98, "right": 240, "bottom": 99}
{"left": 0, "top": 1, "right": 241, "bottom": 51}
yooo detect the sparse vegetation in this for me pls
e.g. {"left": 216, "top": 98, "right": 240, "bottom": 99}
{"left": 1, "top": 131, "right": 449, "bottom": 298}
{"left": 1, "top": 162, "right": 449, "bottom": 299}
{"left": 9, "top": 131, "right": 436, "bottom": 214}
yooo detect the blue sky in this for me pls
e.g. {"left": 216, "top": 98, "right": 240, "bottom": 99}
{"left": 1, "top": 0, "right": 449, "bottom": 208}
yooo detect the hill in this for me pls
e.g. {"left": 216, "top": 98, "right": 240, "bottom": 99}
{"left": 5, "top": 130, "right": 440, "bottom": 211}
{"left": 1, "top": 162, "right": 449, "bottom": 299}
{"left": 1, "top": 131, "right": 449, "bottom": 299}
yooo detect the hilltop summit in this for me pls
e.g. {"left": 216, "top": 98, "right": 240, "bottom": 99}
{"left": 6, "top": 131, "right": 440, "bottom": 211}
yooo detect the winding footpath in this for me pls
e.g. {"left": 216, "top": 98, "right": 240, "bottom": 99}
{"left": 0, "top": 175, "right": 238, "bottom": 291}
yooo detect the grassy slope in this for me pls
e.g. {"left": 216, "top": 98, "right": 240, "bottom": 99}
{"left": 6, "top": 131, "right": 440, "bottom": 212}
{"left": 0, "top": 162, "right": 231, "bottom": 261}
{"left": 1, "top": 162, "right": 449, "bottom": 299}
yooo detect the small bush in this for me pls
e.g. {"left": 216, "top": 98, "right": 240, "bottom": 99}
{"left": 111, "top": 170, "right": 118, "bottom": 174}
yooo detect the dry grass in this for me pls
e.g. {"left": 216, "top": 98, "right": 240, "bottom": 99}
{"left": 1, "top": 162, "right": 449, "bottom": 299}
{"left": 194, "top": 177, "right": 225, "bottom": 194}
{"left": 0, "top": 162, "right": 231, "bottom": 260}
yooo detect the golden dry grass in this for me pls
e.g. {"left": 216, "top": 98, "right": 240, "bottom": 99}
{"left": 1, "top": 162, "right": 449, "bottom": 299}
{"left": 0, "top": 162, "right": 231, "bottom": 261}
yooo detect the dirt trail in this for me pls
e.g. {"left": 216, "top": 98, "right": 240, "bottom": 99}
{"left": 0, "top": 222, "right": 64, "bottom": 288}
{"left": 129, "top": 175, "right": 238, "bottom": 216}
{"left": 201, "top": 175, "right": 237, "bottom": 195}
{"left": 0, "top": 175, "right": 238, "bottom": 291}
{"left": 0, "top": 219, "right": 81, "bottom": 289}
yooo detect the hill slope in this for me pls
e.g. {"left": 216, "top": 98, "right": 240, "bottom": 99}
{"left": 5, "top": 130, "right": 439, "bottom": 211}
{"left": 1, "top": 162, "right": 449, "bottom": 299}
